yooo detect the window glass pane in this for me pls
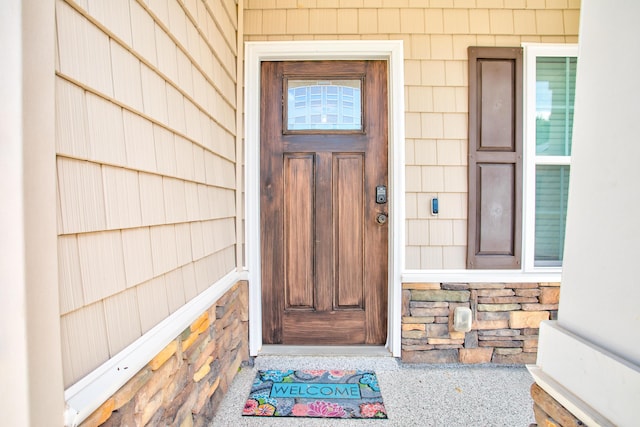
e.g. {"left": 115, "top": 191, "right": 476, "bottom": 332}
{"left": 535, "top": 165, "right": 570, "bottom": 266}
{"left": 286, "top": 79, "right": 362, "bottom": 131}
{"left": 536, "top": 57, "right": 577, "bottom": 156}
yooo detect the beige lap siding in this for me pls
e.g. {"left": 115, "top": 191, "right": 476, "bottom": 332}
{"left": 56, "top": 0, "right": 240, "bottom": 388}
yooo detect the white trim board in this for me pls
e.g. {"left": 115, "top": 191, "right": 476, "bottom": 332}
{"left": 63, "top": 270, "right": 246, "bottom": 427}
{"left": 244, "top": 40, "right": 406, "bottom": 358}
{"left": 402, "top": 269, "right": 562, "bottom": 284}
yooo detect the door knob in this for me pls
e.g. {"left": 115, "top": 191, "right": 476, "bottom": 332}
{"left": 376, "top": 213, "right": 388, "bottom": 224}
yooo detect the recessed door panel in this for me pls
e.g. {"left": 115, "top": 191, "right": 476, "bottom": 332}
{"left": 284, "top": 154, "right": 315, "bottom": 309}
{"left": 334, "top": 154, "right": 364, "bottom": 309}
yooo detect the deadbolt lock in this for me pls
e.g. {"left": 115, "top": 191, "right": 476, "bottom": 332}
{"left": 376, "top": 185, "right": 387, "bottom": 204}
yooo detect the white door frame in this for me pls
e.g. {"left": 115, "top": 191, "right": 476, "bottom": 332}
{"left": 244, "top": 40, "right": 405, "bottom": 357}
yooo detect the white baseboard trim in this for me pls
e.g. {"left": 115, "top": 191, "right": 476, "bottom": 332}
{"left": 402, "top": 269, "right": 561, "bottom": 283}
{"left": 63, "top": 269, "right": 247, "bottom": 427}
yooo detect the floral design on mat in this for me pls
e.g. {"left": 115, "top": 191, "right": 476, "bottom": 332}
{"left": 242, "top": 369, "right": 387, "bottom": 419}
{"left": 359, "top": 372, "right": 381, "bottom": 392}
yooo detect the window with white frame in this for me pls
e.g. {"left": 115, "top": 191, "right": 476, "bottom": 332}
{"left": 524, "top": 44, "right": 578, "bottom": 270}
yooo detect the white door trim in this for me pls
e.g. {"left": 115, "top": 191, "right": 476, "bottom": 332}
{"left": 244, "top": 40, "right": 405, "bottom": 357}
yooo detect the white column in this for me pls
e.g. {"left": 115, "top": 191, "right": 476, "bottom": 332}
{"left": 0, "top": 1, "right": 63, "bottom": 425}
{"left": 529, "top": 1, "right": 640, "bottom": 426}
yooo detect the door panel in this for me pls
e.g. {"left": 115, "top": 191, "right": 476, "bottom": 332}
{"left": 282, "top": 311, "right": 366, "bottom": 345}
{"left": 283, "top": 154, "right": 314, "bottom": 309}
{"left": 261, "top": 60, "right": 388, "bottom": 345}
{"left": 334, "top": 154, "right": 364, "bottom": 309}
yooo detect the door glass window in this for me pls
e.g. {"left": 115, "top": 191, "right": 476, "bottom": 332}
{"left": 285, "top": 79, "right": 362, "bottom": 131}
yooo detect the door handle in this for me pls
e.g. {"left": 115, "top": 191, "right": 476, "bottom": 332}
{"left": 376, "top": 213, "right": 388, "bottom": 224}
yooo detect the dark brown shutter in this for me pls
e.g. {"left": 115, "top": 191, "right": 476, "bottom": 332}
{"left": 467, "top": 46, "right": 523, "bottom": 269}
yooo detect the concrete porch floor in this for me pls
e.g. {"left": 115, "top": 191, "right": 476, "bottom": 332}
{"left": 210, "top": 355, "right": 536, "bottom": 426}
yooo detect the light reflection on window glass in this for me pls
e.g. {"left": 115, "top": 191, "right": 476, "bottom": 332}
{"left": 286, "top": 79, "right": 362, "bottom": 131}
{"left": 536, "top": 57, "right": 577, "bottom": 156}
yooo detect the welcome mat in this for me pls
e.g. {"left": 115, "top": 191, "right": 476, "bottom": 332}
{"left": 243, "top": 369, "right": 387, "bottom": 419}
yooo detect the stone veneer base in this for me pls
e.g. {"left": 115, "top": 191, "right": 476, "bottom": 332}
{"left": 530, "top": 383, "right": 585, "bottom": 427}
{"left": 401, "top": 282, "right": 560, "bottom": 364}
{"left": 80, "top": 281, "right": 249, "bottom": 427}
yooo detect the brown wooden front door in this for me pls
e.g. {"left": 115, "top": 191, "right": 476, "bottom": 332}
{"left": 260, "top": 60, "right": 389, "bottom": 345}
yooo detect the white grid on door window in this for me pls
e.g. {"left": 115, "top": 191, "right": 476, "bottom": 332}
{"left": 286, "top": 79, "right": 362, "bottom": 131}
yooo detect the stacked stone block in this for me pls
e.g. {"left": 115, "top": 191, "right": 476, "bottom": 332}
{"left": 402, "top": 282, "right": 559, "bottom": 364}
{"left": 80, "top": 281, "right": 249, "bottom": 427}
{"left": 530, "top": 383, "right": 585, "bottom": 427}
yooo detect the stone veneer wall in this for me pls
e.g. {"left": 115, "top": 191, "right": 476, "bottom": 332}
{"left": 530, "top": 383, "right": 585, "bottom": 427}
{"left": 402, "top": 282, "right": 560, "bottom": 364}
{"left": 79, "top": 281, "right": 249, "bottom": 427}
